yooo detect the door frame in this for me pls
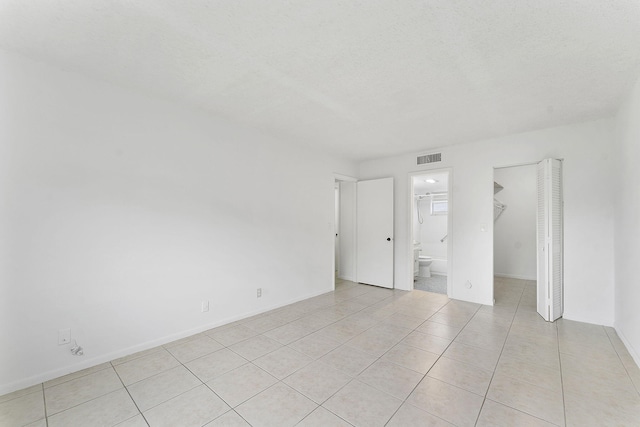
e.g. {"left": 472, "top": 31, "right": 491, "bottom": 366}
{"left": 333, "top": 173, "right": 357, "bottom": 290}
{"left": 491, "top": 159, "right": 564, "bottom": 313}
{"left": 408, "top": 168, "right": 453, "bottom": 296}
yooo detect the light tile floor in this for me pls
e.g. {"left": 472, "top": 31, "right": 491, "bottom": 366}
{"left": 2, "top": 277, "right": 640, "bottom": 426}
{"left": 414, "top": 274, "right": 447, "bottom": 295}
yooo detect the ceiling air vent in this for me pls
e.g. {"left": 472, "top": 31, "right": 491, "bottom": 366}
{"left": 417, "top": 152, "right": 442, "bottom": 165}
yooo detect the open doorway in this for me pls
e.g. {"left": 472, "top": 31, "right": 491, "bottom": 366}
{"left": 493, "top": 160, "right": 564, "bottom": 320}
{"left": 333, "top": 174, "right": 357, "bottom": 289}
{"left": 492, "top": 164, "right": 538, "bottom": 311}
{"left": 493, "top": 165, "right": 537, "bottom": 283}
{"left": 410, "top": 170, "right": 451, "bottom": 295}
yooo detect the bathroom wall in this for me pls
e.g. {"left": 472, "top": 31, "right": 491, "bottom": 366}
{"left": 0, "top": 51, "right": 356, "bottom": 394}
{"left": 613, "top": 74, "right": 640, "bottom": 366}
{"left": 412, "top": 199, "right": 421, "bottom": 243}
{"left": 358, "top": 118, "right": 615, "bottom": 326}
{"left": 493, "top": 165, "right": 537, "bottom": 280}
{"left": 417, "top": 198, "right": 448, "bottom": 259}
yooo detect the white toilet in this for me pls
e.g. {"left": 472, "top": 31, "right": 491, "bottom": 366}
{"left": 418, "top": 255, "right": 433, "bottom": 278}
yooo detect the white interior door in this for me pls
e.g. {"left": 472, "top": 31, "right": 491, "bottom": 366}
{"left": 357, "top": 177, "right": 394, "bottom": 288}
{"left": 537, "top": 159, "right": 563, "bottom": 321}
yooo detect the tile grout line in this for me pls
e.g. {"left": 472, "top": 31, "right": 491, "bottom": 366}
{"left": 41, "top": 382, "right": 49, "bottom": 427}
{"left": 111, "top": 361, "right": 151, "bottom": 427}
{"left": 472, "top": 281, "right": 524, "bottom": 426}
{"left": 557, "top": 323, "right": 567, "bottom": 427}
{"left": 379, "top": 298, "right": 484, "bottom": 426}
{"left": 315, "top": 295, "right": 456, "bottom": 427}
{"left": 7, "top": 281, "right": 581, "bottom": 426}
{"left": 603, "top": 328, "right": 640, "bottom": 398}
{"left": 275, "top": 286, "right": 452, "bottom": 425}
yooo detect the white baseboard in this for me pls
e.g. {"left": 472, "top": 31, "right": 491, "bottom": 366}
{"left": 615, "top": 326, "right": 640, "bottom": 370}
{"left": 494, "top": 273, "right": 536, "bottom": 281}
{"left": 0, "top": 287, "right": 332, "bottom": 396}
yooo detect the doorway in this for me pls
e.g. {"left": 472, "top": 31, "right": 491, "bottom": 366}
{"left": 409, "top": 170, "right": 452, "bottom": 295}
{"left": 493, "top": 165, "right": 537, "bottom": 281}
{"left": 493, "top": 160, "right": 563, "bottom": 321}
{"left": 333, "top": 174, "right": 357, "bottom": 289}
{"left": 492, "top": 164, "right": 537, "bottom": 305}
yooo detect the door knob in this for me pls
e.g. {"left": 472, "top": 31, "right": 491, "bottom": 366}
{"left": 387, "top": 237, "right": 391, "bottom": 241}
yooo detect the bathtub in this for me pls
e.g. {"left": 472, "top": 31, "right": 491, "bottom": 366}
{"left": 430, "top": 257, "right": 448, "bottom": 275}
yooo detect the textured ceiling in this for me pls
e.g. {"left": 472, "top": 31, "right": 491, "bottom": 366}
{"left": 1, "top": 1, "right": 639, "bottom": 161}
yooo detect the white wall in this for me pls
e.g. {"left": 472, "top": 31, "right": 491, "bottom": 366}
{"left": 358, "top": 119, "right": 615, "bottom": 326}
{"left": 493, "top": 165, "right": 537, "bottom": 280}
{"left": 417, "top": 199, "right": 448, "bottom": 259}
{"left": 613, "top": 75, "right": 640, "bottom": 365}
{"left": 0, "top": 51, "right": 356, "bottom": 394}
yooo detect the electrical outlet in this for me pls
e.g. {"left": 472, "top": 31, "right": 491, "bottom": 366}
{"left": 58, "top": 328, "right": 71, "bottom": 345}
{"left": 257, "top": 288, "right": 262, "bottom": 298}
{"left": 201, "top": 301, "right": 209, "bottom": 312}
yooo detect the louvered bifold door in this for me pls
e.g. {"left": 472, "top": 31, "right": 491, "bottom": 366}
{"left": 536, "top": 159, "right": 564, "bottom": 322}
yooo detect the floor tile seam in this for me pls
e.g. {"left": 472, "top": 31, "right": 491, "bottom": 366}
{"left": 283, "top": 370, "right": 353, "bottom": 407}
{"left": 113, "top": 347, "right": 180, "bottom": 371}
{"left": 375, "top": 351, "right": 438, "bottom": 376}
{"left": 330, "top": 324, "right": 430, "bottom": 400}
{"left": 115, "top": 360, "right": 184, "bottom": 388}
{"left": 496, "top": 353, "right": 562, "bottom": 378}
{"left": 188, "top": 345, "right": 252, "bottom": 368}
{"left": 252, "top": 293, "right": 377, "bottom": 341}
{"left": 132, "top": 379, "right": 204, "bottom": 415}
{"left": 482, "top": 398, "right": 563, "bottom": 427}
{"left": 42, "top": 363, "right": 115, "bottom": 390}
{"left": 201, "top": 365, "right": 273, "bottom": 410}
{"left": 235, "top": 380, "right": 321, "bottom": 419}
{"left": 490, "top": 368, "right": 563, "bottom": 394}
{"left": 161, "top": 334, "right": 209, "bottom": 350}
{"left": 557, "top": 336, "right": 621, "bottom": 351}
{"left": 388, "top": 298, "right": 488, "bottom": 426}
{"left": 481, "top": 288, "right": 520, "bottom": 402}
{"left": 41, "top": 383, "right": 49, "bottom": 427}
{"left": 0, "top": 385, "right": 44, "bottom": 405}
{"left": 382, "top": 401, "right": 452, "bottom": 427}
{"left": 320, "top": 377, "right": 399, "bottom": 425}
{"left": 602, "top": 330, "right": 640, "bottom": 398}
{"left": 417, "top": 316, "right": 468, "bottom": 329}
{"left": 394, "top": 340, "right": 449, "bottom": 356}
{"left": 471, "top": 284, "right": 527, "bottom": 427}
{"left": 556, "top": 347, "right": 622, "bottom": 363}
{"left": 110, "top": 347, "right": 165, "bottom": 367}
{"left": 252, "top": 353, "right": 315, "bottom": 381}
{"left": 225, "top": 337, "right": 286, "bottom": 361}
{"left": 44, "top": 386, "right": 129, "bottom": 421}
{"left": 455, "top": 328, "right": 509, "bottom": 345}
{"left": 430, "top": 354, "right": 495, "bottom": 380}
{"left": 447, "top": 337, "right": 505, "bottom": 357}
{"left": 167, "top": 345, "right": 229, "bottom": 366}
{"left": 124, "top": 355, "right": 203, "bottom": 392}
{"left": 300, "top": 404, "right": 355, "bottom": 427}
{"left": 111, "top": 358, "right": 150, "bottom": 427}
{"left": 226, "top": 408, "right": 253, "bottom": 427}
{"left": 342, "top": 326, "right": 414, "bottom": 349}
{"left": 35, "top": 288, "right": 356, "bottom": 418}
{"left": 548, "top": 309, "right": 568, "bottom": 427}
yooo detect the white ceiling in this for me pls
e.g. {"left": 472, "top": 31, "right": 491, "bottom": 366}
{"left": 1, "top": 1, "right": 639, "bottom": 161}
{"left": 414, "top": 172, "right": 449, "bottom": 195}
